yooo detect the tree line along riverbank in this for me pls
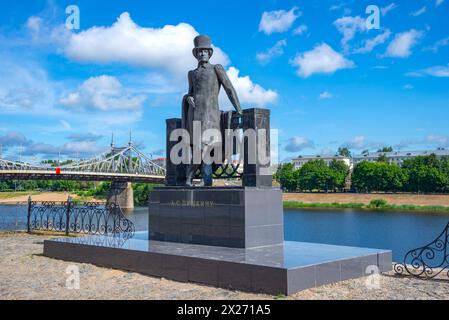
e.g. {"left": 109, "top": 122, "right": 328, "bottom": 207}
{"left": 276, "top": 154, "right": 449, "bottom": 194}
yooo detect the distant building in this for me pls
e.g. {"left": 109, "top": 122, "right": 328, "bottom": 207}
{"left": 291, "top": 154, "right": 352, "bottom": 170}
{"left": 353, "top": 149, "right": 449, "bottom": 166}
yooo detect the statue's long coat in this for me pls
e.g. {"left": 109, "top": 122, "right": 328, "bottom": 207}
{"left": 182, "top": 63, "right": 240, "bottom": 150}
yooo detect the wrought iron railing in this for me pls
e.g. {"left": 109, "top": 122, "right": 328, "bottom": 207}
{"left": 394, "top": 221, "right": 449, "bottom": 279}
{"left": 57, "top": 231, "right": 133, "bottom": 248}
{"left": 193, "top": 163, "right": 243, "bottom": 180}
{"left": 27, "top": 196, "right": 135, "bottom": 237}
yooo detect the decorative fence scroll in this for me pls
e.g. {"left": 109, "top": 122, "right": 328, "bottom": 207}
{"left": 394, "top": 221, "right": 449, "bottom": 279}
{"left": 193, "top": 163, "right": 243, "bottom": 180}
{"left": 27, "top": 196, "right": 135, "bottom": 237}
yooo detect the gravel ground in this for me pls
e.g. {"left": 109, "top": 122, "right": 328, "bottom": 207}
{"left": 0, "top": 233, "right": 448, "bottom": 300}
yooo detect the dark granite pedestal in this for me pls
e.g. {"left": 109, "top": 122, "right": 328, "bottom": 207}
{"left": 148, "top": 187, "right": 283, "bottom": 248}
{"left": 43, "top": 232, "right": 392, "bottom": 295}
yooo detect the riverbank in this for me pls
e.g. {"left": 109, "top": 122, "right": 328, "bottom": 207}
{"left": 283, "top": 201, "right": 449, "bottom": 213}
{"left": 282, "top": 192, "right": 449, "bottom": 206}
{"left": 1, "top": 232, "right": 448, "bottom": 300}
{"left": 0, "top": 192, "right": 100, "bottom": 203}
{"left": 282, "top": 193, "right": 449, "bottom": 213}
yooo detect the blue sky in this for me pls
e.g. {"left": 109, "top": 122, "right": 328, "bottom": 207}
{"left": 0, "top": 0, "right": 448, "bottom": 163}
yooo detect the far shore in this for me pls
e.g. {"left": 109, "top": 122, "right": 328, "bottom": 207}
{"left": 0, "top": 192, "right": 100, "bottom": 203}
{"left": 282, "top": 192, "right": 449, "bottom": 206}
{"left": 2, "top": 191, "right": 449, "bottom": 213}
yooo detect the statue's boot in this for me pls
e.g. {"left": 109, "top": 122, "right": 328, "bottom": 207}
{"left": 185, "top": 165, "right": 197, "bottom": 187}
{"left": 202, "top": 164, "right": 213, "bottom": 187}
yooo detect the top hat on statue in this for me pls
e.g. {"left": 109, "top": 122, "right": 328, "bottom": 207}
{"left": 192, "top": 35, "right": 214, "bottom": 58}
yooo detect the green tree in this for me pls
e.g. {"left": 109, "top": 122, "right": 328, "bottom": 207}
{"left": 133, "top": 183, "right": 162, "bottom": 206}
{"left": 329, "top": 159, "right": 350, "bottom": 190}
{"left": 275, "top": 163, "right": 298, "bottom": 191}
{"left": 352, "top": 161, "right": 375, "bottom": 192}
{"left": 377, "top": 154, "right": 389, "bottom": 163}
{"left": 377, "top": 162, "right": 407, "bottom": 192}
{"left": 352, "top": 161, "right": 406, "bottom": 192}
{"left": 297, "top": 160, "right": 335, "bottom": 192}
{"left": 337, "top": 147, "right": 351, "bottom": 158}
{"left": 402, "top": 155, "right": 448, "bottom": 193}
{"left": 377, "top": 146, "right": 393, "bottom": 153}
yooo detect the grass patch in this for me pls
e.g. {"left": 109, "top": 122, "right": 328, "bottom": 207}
{"left": 72, "top": 195, "right": 103, "bottom": 203}
{"left": 283, "top": 199, "right": 449, "bottom": 213}
{"left": 283, "top": 201, "right": 365, "bottom": 209}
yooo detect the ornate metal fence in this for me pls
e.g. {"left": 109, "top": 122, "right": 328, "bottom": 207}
{"left": 394, "top": 221, "right": 449, "bottom": 279}
{"left": 27, "top": 196, "right": 135, "bottom": 237}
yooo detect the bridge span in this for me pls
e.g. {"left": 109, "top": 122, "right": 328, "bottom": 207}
{"left": 0, "top": 170, "right": 165, "bottom": 184}
{"left": 0, "top": 142, "right": 166, "bottom": 209}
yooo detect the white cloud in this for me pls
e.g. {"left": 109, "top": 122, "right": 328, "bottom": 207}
{"left": 329, "top": 4, "right": 345, "bottom": 11}
{"left": 64, "top": 12, "right": 229, "bottom": 79}
{"left": 0, "top": 58, "right": 57, "bottom": 114}
{"left": 0, "top": 130, "right": 106, "bottom": 158}
{"left": 395, "top": 135, "right": 449, "bottom": 149}
{"left": 63, "top": 141, "right": 107, "bottom": 155}
{"left": 385, "top": 29, "right": 423, "bottom": 58}
{"left": 290, "top": 43, "right": 354, "bottom": 78}
{"left": 381, "top": 3, "right": 398, "bottom": 16}
{"left": 319, "top": 91, "right": 333, "bottom": 99}
{"left": 353, "top": 30, "right": 391, "bottom": 54}
{"left": 23, "top": 140, "right": 107, "bottom": 157}
{"left": 423, "top": 37, "right": 449, "bottom": 52}
{"left": 60, "top": 75, "right": 146, "bottom": 111}
{"left": 343, "top": 135, "right": 383, "bottom": 150}
{"left": 60, "top": 12, "right": 278, "bottom": 107}
{"left": 427, "top": 135, "right": 448, "bottom": 147}
{"left": 3, "top": 12, "right": 278, "bottom": 142}
{"left": 67, "top": 133, "right": 103, "bottom": 142}
{"left": 410, "top": 6, "right": 427, "bottom": 17}
{"left": 0, "top": 57, "right": 146, "bottom": 138}
{"left": 256, "top": 39, "right": 287, "bottom": 65}
{"left": 285, "top": 136, "right": 314, "bottom": 153}
{"left": 26, "top": 16, "right": 42, "bottom": 34}
{"left": 0, "top": 88, "right": 41, "bottom": 109}
{"left": 219, "top": 67, "right": 278, "bottom": 108}
{"left": 346, "top": 136, "right": 366, "bottom": 149}
{"left": 60, "top": 120, "right": 71, "bottom": 131}
{"left": 436, "top": 0, "right": 445, "bottom": 6}
{"left": 402, "top": 84, "right": 414, "bottom": 90}
{"left": 0, "top": 131, "right": 32, "bottom": 149}
{"left": 259, "top": 7, "right": 300, "bottom": 35}
{"left": 333, "top": 16, "right": 366, "bottom": 51}
{"left": 407, "top": 64, "right": 449, "bottom": 77}
{"left": 293, "top": 25, "right": 308, "bottom": 36}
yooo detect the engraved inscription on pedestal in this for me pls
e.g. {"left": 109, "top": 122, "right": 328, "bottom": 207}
{"left": 149, "top": 187, "right": 284, "bottom": 248}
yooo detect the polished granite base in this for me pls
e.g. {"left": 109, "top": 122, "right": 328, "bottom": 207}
{"left": 149, "top": 187, "right": 284, "bottom": 248}
{"left": 43, "top": 232, "right": 392, "bottom": 295}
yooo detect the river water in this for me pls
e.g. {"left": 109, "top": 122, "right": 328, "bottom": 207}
{"left": 1, "top": 204, "right": 448, "bottom": 262}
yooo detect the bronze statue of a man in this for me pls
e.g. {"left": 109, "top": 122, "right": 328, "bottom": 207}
{"left": 182, "top": 35, "right": 242, "bottom": 187}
